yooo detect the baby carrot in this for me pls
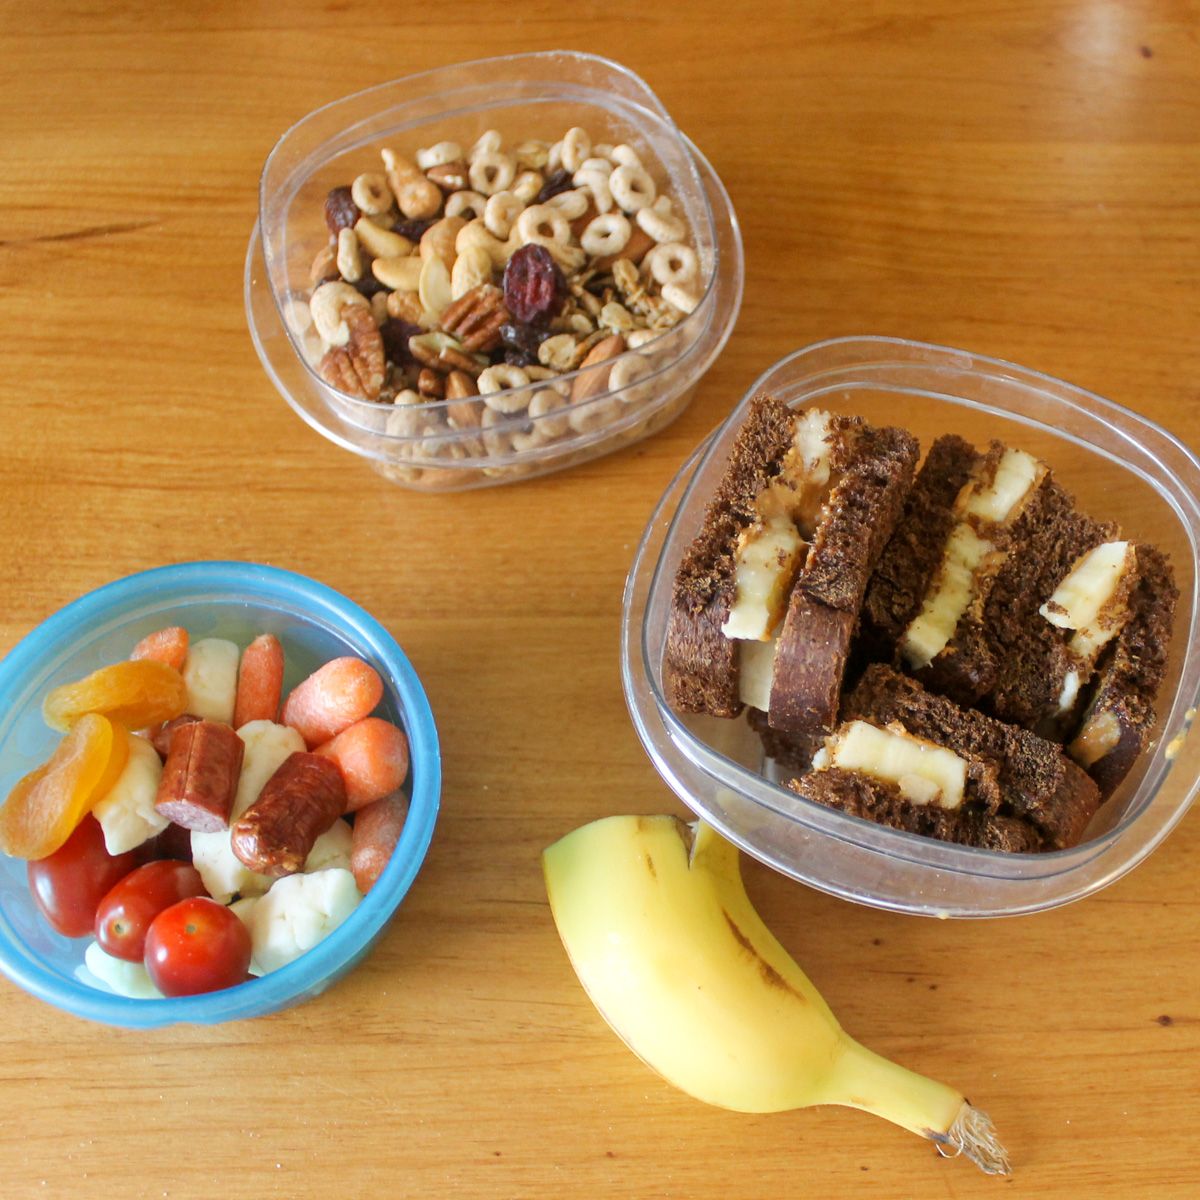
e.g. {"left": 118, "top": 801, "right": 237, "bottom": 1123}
{"left": 314, "top": 717, "right": 409, "bottom": 811}
{"left": 350, "top": 790, "right": 409, "bottom": 893}
{"left": 233, "top": 634, "right": 285, "bottom": 729}
{"left": 130, "top": 627, "right": 189, "bottom": 673}
{"left": 279, "top": 657, "right": 383, "bottom": 749}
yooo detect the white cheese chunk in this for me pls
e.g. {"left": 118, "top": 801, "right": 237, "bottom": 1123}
{"left": 91, "top": 733, "right": 167, "bottom": 855}
{"left": 244, "top": 868, "right": 363, "bottom": 975}
{"left": 820, "top": 720, "right": 968, "bottom": 809}
{"left": 83, "top": 940, "right": 164, "bottom": 1000}
{"left": 738, "top": 636, "right": 779, "bottom": 711}
{"left": 182, "top": 637, "right": 240, "bottom": 724}
{"left": 900, "top": 524, "right": 994, "bottom": 669}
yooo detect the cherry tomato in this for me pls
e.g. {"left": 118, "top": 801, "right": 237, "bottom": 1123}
{"left": 95, "top": 860, "right": 208, "bottom": 962}
{"left": 144, "top": 897, "right": 252, "bottom": 997}
{"left": 26, "top": 815, "right": 147, "bottom": 937}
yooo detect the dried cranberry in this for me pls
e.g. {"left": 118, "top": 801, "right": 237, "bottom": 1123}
{"left": 534, "top": 169, "right": 575, "bottom": 205}
{"left": 378, "top": 319, "right": 422, "bottom": 367}
{"left": 324, "top": 187, "right": 360, "bottom": 238}
{"left": 392, "top": 216, "right": 438, "bottom": 242}
{"left": 503, "top": 245, "right": 568, "bottom": 326}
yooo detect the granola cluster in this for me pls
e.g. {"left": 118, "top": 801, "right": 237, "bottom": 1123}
{"left": 301, "top": 125, "right": 704, "bottom": 471}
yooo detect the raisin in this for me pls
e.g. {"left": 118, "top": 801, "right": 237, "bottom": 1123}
{"left": 500, "top": 321, "right": 553, "bottom": 358}
{"left": 392, "top": 216, "right": 438, "bottom": 242}
{"left": 324, "top": 187, "right": 361, "bottom": 238}
{"left": 534, "top": 169, "right": 575, "bottom": 205}
{"left": 503, "top": 245, "right": 568, "bottom": 326}
{"left": 353, "top": 274, "right": 388, "bottom": 299}
{"left": 378, "top": 319, "right": 423, "bottom": 367}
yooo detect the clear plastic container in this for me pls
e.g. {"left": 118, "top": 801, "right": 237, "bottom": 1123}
{"left": 622, "top": 337, "right": 1200, "bottom": 918}
{"left": 0, "top": 562, "right": 440, "bottom": 1027}
{"left": 246, "top": 51, "right": 743, "bottom": 491}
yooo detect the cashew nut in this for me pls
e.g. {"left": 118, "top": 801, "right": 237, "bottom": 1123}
{"left": 336, "top": 227, "right": 363, "bottom": 283}
{"left": 354, "top": 216, "right": 413, "bottom": 259}
{"left": 373, "top": 255, "right": 424, "bottom": 292}
{"left": 420, "top": 216, "right": 466, "bottom": 266}
{"left": 450, "top": 244, "right": 494, "bottom": 300}
{"left": 416, "top": 141, "right": 463, "bottom": 169}
{"left": 310, "top": 281, "right": 369, "bottom": 346}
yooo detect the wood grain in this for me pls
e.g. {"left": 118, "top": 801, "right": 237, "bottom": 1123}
{"left": 1, "top": 2, "right": 1198, "bottom": 1196}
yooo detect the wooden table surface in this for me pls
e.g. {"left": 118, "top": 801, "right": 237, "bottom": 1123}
{"left": 2, "top": 2, "right": 1198, "bottom": 1196}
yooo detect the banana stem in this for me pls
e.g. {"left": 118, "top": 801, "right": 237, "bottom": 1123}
{"left": 823, "top": 1036, "right": 1011, "bottom": 1175}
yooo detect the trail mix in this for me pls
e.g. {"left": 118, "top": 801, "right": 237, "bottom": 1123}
{"left": 302, "top": 127, "right": 704, "bottom": 450}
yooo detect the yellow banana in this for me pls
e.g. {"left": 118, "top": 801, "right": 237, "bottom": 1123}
{"left": 543, "top": 814, "right": 1009, "bottom": 1175}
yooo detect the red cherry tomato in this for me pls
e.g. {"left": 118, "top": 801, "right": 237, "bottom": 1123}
{"left": 26, "top": 815, "right": 147, "bottom": 938}
{"left": 144, "top": 897, "right": 252, "bottom": 997}
{"left": 94, "top": 860, "right": 208, "bottom": 962}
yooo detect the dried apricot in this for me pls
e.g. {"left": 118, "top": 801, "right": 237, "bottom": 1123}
{"left": 42, "top": 659, "right": 188, "bottom": 733}
{"left": 0, "top": 714, "right": 130, "bottom": 859}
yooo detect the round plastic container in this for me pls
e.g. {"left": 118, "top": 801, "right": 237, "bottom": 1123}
{"left": 246, "top": 51, "right": 743, "bottom": 491}
{"left": 622, "top": 337, "right": 1200, "bottom": 918}
{"left": 0, "top": 562, "right": 440, "bottom": 1027}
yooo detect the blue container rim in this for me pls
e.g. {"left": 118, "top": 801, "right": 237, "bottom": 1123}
{"left": 0, "top": 561, "right": 441, "bottom": 1028}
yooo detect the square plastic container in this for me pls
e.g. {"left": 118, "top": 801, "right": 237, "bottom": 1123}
{"left": 0, "top": 562, "right": 440, "bottom": 1027}
{"left": 246, "top": 51, "right": 743, "bottom": 491}
{"left": 622, "top": 337, "right": 1200, "bottom": 918}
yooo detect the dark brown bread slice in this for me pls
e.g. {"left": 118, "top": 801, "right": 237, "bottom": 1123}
{"left": 981, "top": 481, "right": 1118, "bottom": 729}
{"left": 764, "top": 599, "right": 857, "bottom": 745}
{"left": 766, "top": 424, "right": 919, "bottom": 735}
{"left": 1068, "top": 543, "right": 1177, "bottom": 797}
{"left": 790, "top": 768, "right": 1044, "bottom": 853}
{"left": 663, "top": 396, "right": 799, "bottom": 717}
{"left": 804, "top": 664, "right": 1103, "bottom": 850}
{"left": 859, "top": 434, "right": 980, "bottom": 659}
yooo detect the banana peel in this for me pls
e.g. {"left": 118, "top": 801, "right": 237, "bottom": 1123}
{"left": 543, "top": 814, "right": 1010, "bottom": 1175}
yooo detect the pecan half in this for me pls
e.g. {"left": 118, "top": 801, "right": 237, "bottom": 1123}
{"left": 319, "top": 303, "right": 386, "bottom": 401}
{"left": 439, "top": 283, "right": 511, "bottom": 353}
